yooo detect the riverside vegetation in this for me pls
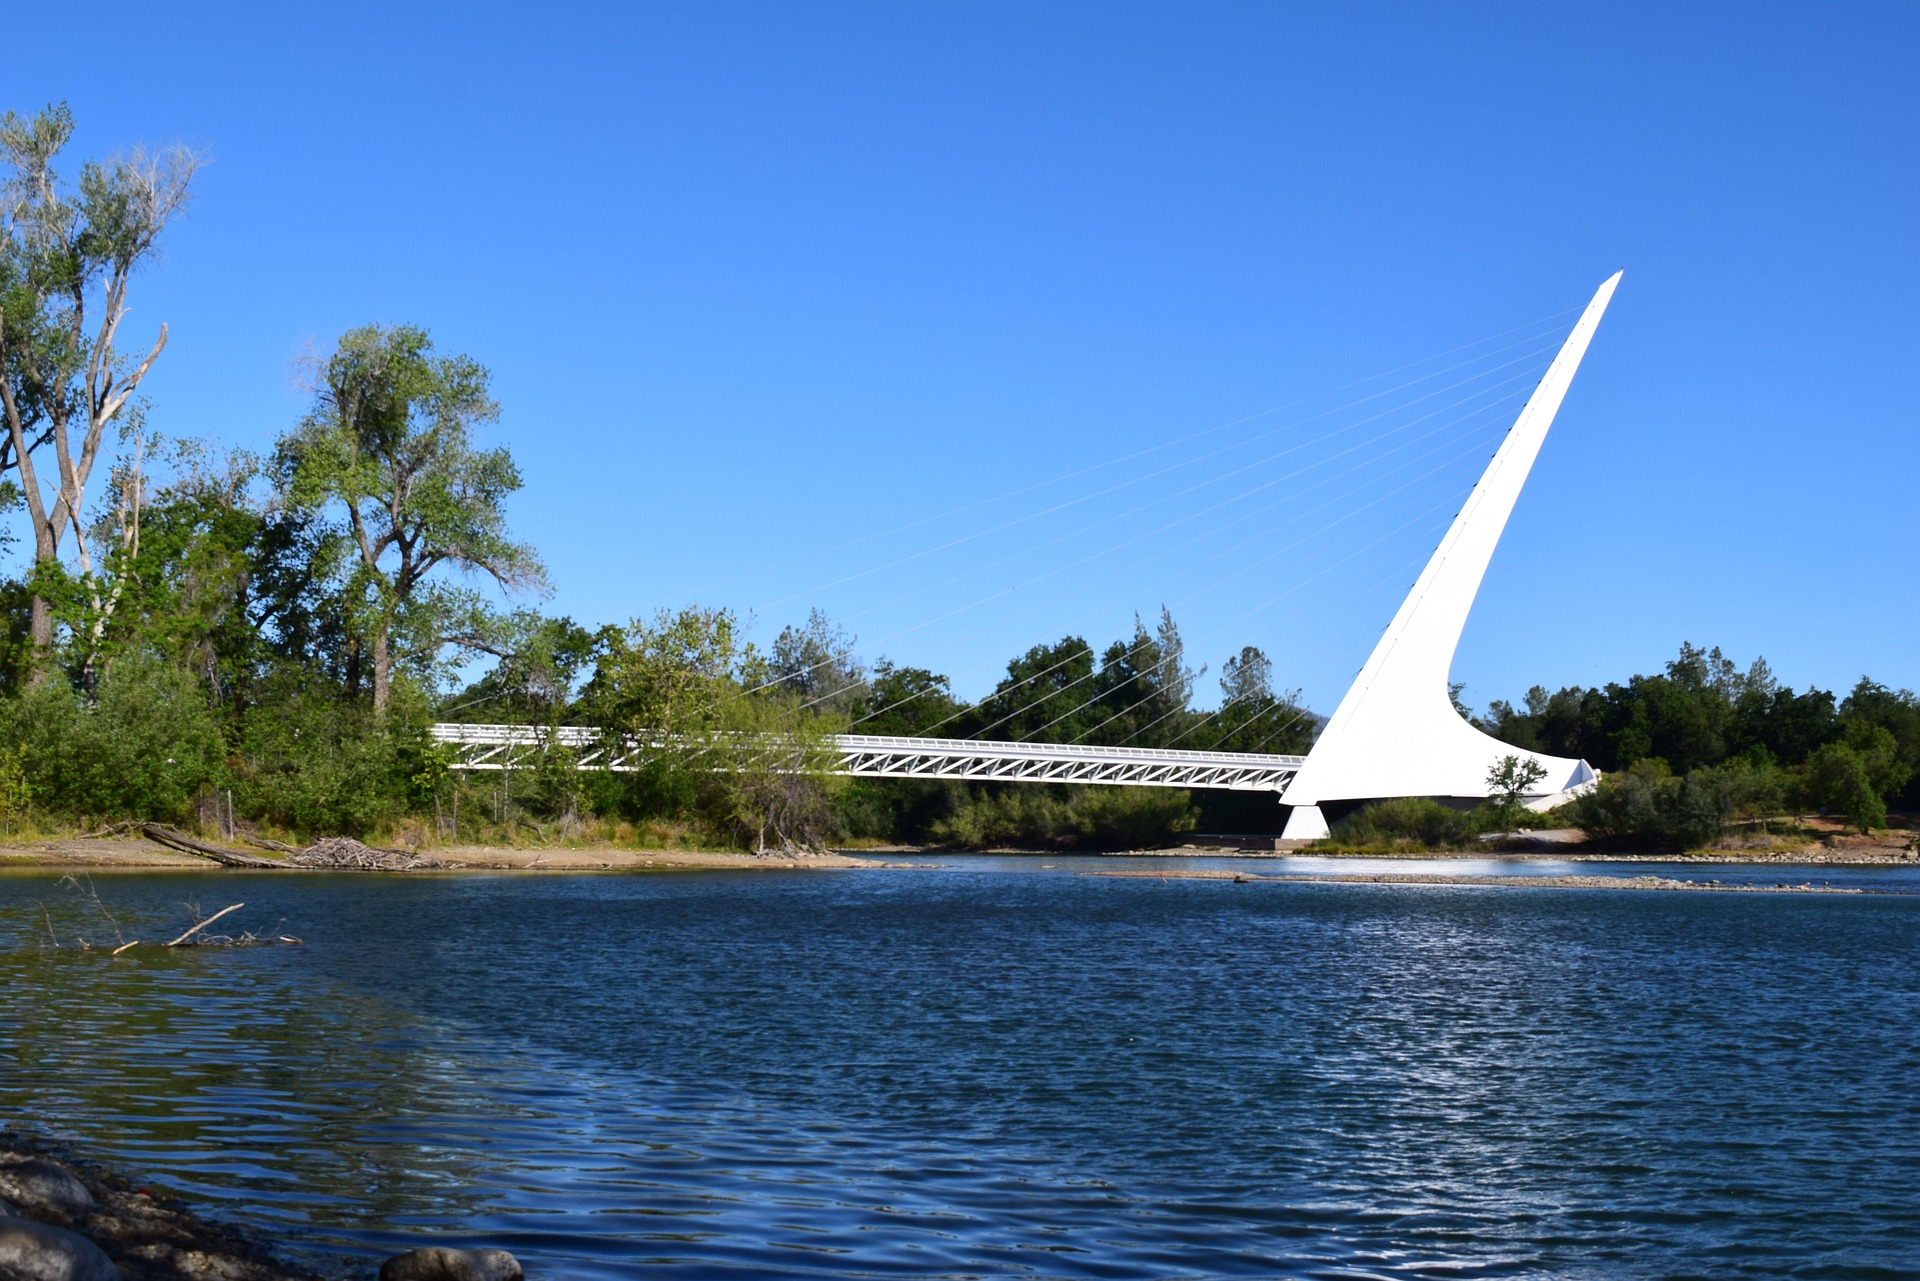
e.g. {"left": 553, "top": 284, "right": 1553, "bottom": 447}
{"left": 1, "top": 104, "right": 1914, "bottom": 858}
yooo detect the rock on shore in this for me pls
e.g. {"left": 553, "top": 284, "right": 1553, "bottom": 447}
{"left": 0, "top": 1211, "right": 120, "bottom": 1281}
{"left": 378, "top": 1248, "right": 522, "bottom": 1281}
{"left": 1, "top": 1132, "right": 523, "bottom": 1281}
{"left": 2, "top": 1131, "right": 323, "bottom": 1280}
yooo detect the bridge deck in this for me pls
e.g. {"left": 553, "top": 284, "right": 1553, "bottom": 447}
{"left": 431, "top": 724, "right": 1304, "bottom": 794}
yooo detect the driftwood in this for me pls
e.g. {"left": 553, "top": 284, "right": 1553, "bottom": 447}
{"left": 131, "top": 823, "right": 441, "bottom": 872}
{"left": 140, "top": 824, "right": 280, "bottom": 868}
{"left": 166, "top": 901, "right": 246, "bottom": 946}
{"left": 289, "top": 836, "right": 443, "bottom": 871}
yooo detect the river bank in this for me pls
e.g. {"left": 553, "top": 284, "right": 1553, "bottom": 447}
{"left": 0, "top": 838, "right": 891, "bottom": 872}
{"left": 1, "top": 1128, "right": 324, "bottom": 1281}
{"left": 3, "top": 832, "right": 1916, "bottom": 870}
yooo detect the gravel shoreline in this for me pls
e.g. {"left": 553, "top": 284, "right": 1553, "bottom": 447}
{"left": 1088, "top": 869, "right": 1882, "bottom": 893}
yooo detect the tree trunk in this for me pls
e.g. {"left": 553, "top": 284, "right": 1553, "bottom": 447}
{"left": 25, "top": 520, "right": 58, "bottom": 684}
{"left": 28, "top": 594, "right": 53, "bottom": 655}
{"left": 371, "top": 627, "right": 391, "bottom": 718}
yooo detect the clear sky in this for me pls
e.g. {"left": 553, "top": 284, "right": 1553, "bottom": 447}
{"left": 8, "top": 2, "right": 1916, "bottom": 715}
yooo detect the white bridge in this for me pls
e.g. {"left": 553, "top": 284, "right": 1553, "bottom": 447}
{"left": 429, "top": 723, "right": 1305, "bottom": 793}
{"left": 436, "top": 274, "right": 1623, "bottom": 835}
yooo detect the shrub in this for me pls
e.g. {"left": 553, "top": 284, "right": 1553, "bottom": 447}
{"left": 1563, "top": 757, "right": 1781, "bottom": 849}
{"left": 928, "top": 785, "right": 1195, "bottom": 850}
{"left": 1326, "top": 797, "right": 1477, "bottom": 850}
{"left": 0, "top": 661, "right": 226, "bottom": 823}
{"left": 234, "top": 682, "right": 425, "bottom": 835}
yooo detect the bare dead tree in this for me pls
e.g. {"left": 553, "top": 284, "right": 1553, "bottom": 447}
{"left": 0, "top": 104, "right": 199, "bottom": 669}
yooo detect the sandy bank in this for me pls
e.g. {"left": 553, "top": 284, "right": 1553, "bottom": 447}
{"left": 0, "top": 838, "right": 897, "bottom": 872}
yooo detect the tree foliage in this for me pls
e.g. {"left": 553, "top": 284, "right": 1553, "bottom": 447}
{"left": 276, "top": 324, "right": 545, "bottom": 714}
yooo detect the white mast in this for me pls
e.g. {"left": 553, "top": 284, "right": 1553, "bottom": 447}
{"left": 1279, "top": 272, "right": 1622, "bottom": 840}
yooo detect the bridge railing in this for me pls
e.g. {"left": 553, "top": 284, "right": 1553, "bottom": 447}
{"left": 429, "top": 724, "right": 1305, "bottom": 794}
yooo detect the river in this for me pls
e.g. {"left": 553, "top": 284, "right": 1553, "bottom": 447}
{"left": 4, "top": 859, "right": 1919, "bottom": 1278}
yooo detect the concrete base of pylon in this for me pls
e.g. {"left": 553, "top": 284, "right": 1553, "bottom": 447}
{"left": 1279, "top": 804, "right": 1329, "bottom": 841}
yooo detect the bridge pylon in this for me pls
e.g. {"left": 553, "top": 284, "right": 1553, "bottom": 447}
{"left": 1278, "top": 273, "right": 1621, "bottom": 840}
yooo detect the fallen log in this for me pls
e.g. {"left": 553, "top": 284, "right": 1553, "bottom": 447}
{"left": 139, "top": 824, "right": 281, "bottom": 869}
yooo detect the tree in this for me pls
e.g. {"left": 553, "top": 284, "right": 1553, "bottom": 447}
{"left": 1219, "top": 645, "right": 1273, "bottom": 705}
{"left": 0, "top": 743, "right": 28, "bottom": 835}
{"left": 1483, "top": 753, "right": 1548, "bottom": 832}
{"left": 857, "top": 660, "right": 961, "bottom": 736}
{"left": 1839, "top": 679, "right": 1920, "bottom": 806}
{"left": 587, "top": 606, "right": 750, "bottom": 738}
{"left": 713, "top": 689, "right": 844, "bottom": 853}
{"left": 1085, "top": 610, "right": 1200, "bottom": 747}
{"left": 582, "top": 606, "right": 847, "bottom": 849}
{"left": 966, "top": 636, "right": 1097, "bottom": 742}
{"left": 768, "top": 608, "right": 867, "bottom": 717}
{"left": 276, "top": 325, "right": 545, "bottom": 715}
{"left": 1805, "top": 740, "right": 1886, "bottom": 835}
{"left": 0, "top": 104, "right": 198, "bottom": 667}
{"left": 72, "top": 437, "right": 263, "bottom": 694}
{"left": 445, "top": 611, "right": 606, "bottom": 726}
{"left": 1197, "top": 645, "right": 1315, "bottom": 755}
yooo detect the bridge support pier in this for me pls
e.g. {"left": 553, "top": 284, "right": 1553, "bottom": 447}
{"left": 1280, "top": 805, "right": 1329, "bottom": 841}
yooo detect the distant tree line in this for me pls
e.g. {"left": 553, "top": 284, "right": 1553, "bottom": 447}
{"left": 1476, "top": 643, "right": 1918, "bottom": 843}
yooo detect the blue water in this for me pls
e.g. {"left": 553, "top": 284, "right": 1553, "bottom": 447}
{"left": 4, "top": 863, "right": 1920, "bottom": 1279}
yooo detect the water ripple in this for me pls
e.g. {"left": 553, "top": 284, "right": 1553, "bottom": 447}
{"left": 4, "top": 867, "right": 1919, "bottom": 1278}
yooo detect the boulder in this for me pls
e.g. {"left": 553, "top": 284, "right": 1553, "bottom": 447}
{"left": 0, "top": 1217, "right": 121, "bottom": 1281}
{"left": 0, "top": 1159, "right": 95, "bottom": 1223}
{"left": 378, "top": 1248, "right": 522, "bottom": 1281}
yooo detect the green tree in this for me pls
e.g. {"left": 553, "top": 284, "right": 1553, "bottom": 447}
{"left": 1196, "top": 645, "right": 1315, "bottom": 754}
{"left": 712, "top": 688, "right": 845, "bottom": 853}
{"left": 1219, "top": 645, "right": 1273, "bottom": 706}
{"left": 583, "top": 606, "right": 850, "bottom": 848}
{"left": 275, "top": 325, "right": 546, "bottom": 715}
{"left": 0, "top": 743, "right": 29, "bottom": 834}
{"left": 73, "top": 438, "right": 263, "bottom": 696}
{"left": 856, "top": 660, "right": 961, "bottom": 736}
{"left": 1482, "top": 753, "right": 1548, "bottom": 832}
{"left": 768, "top": 608, "right": 867, "bottom": 716}
{"left": 1838, "top": 679, "right": 1920, "bottom": 806}
{"left": 582, "top": 605, "right": 754, "bottom": 818}
{"left": 965, "top": 636, "right": 1097, "bottom": 742}
{"left": 1805, "top": 740, "right": 1886, "bottom": 834}
{"left": 0, "top": 104, "right": 198, "bottom": 666}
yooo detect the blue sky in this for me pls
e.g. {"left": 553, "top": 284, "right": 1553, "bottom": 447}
{"left": 9, "top": 2, "right": 1916, "bottom": 714}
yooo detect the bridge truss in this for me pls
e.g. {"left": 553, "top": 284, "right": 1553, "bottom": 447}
{"left": 430, "top": 724, "right": 1304, "bottom": 794}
